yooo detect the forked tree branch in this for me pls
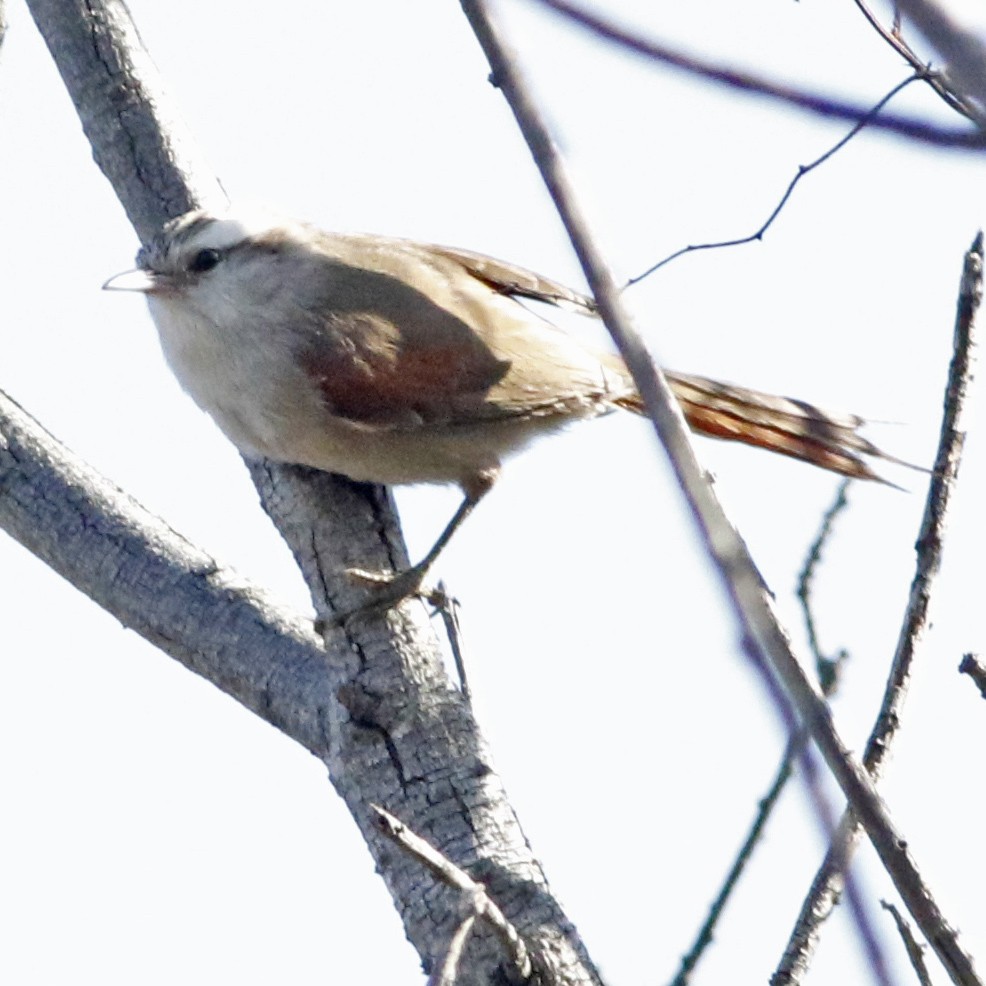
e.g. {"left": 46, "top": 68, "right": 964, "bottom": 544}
{"left": 371, "top": 805, "right": 533, "bottom": 984}
{"left": 0, "top": 388, "right": 328, "bottom": 741}
{"left": 10, "top": 1, "right": 981, "bottom": 983}
{"left": 459, "top": 2, "right": 980, "bottom": 983}
{"left": 19, "top": 1, "right": 603, "bottom": 983}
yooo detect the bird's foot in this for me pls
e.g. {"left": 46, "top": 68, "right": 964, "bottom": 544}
{"left": 318, "top": 564, "right": 433, "bottom": 629}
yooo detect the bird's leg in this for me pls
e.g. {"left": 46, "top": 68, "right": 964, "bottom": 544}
{"left": 341, "top": 470, "right": 497, "bottom": 619}
{"left": 346, "top": 493, "right": 480, "bottom": 598}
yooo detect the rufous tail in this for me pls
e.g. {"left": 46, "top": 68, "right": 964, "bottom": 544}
{"left": 615, "top": 370, "right": 904, "bottom": 482}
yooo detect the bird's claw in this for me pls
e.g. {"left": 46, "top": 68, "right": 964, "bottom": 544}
{"left": 315, "top": 565, "right": 432, "bottom": 629}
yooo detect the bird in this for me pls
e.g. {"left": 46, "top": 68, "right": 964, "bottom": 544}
{"left": 104, "top": 207, "right": 897, "bottom": 611}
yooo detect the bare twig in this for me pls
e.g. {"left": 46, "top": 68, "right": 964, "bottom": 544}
{"left": 672, "top": 492, "right": 850, "bottom": 985}
{"left": 797, "top": 480, "right": 853, "bottom": 692}
{"left": 958, "top": 653, "right": 986, "bottom": 700}
{"left": 529, "top": 0, "right": 984, "bottom": 148}
{"left": 772, "top": 235, "right": 983, "bottom": 986}
{"left": 371, "top": 805, "right": 533, "bottom": 984}
{"left": 738, "top": 633, "right": 894, "bottom": 986}
{"left": 629, "top": 78, "right": 918, "bottom": 284}
{"left": 882, "top": 900, "right": 934, "bottom": 986}
{"left": 430, "top": 581, "right": 472, "bottom": 703}
{"left": 460, "top": 3, "right": 979, "bottom": 983}
{"left": 894, "top": 0, "right": 986, "bottom": 127}
{"left": 670, "top": 731, "right": 800, "bottom": 986}
{"left": 432, "top": 914, "right": 479, "bottom": 986}
{"left": 852, "top": 0, "right": 977, "bottom": 119}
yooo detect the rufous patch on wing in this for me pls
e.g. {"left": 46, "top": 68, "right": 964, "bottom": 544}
{"left": 299, "top": 313, "right": 512, "bottom": 428}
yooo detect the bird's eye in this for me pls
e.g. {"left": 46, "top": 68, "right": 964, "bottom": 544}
{"left": 187, "top": 248, "right": 221, "bottom": 273}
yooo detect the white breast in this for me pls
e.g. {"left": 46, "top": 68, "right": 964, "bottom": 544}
{"left": 147, "top": 294, "right": 304, "bottom": 460}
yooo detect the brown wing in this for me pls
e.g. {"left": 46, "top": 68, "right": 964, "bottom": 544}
{"left": 425, "top": 243, "right": 597, "bottom": 316}
{"left": 299, "top": 234, "right": 897, "bottom": 484}
{"left": 297, "top": 240, "right": 624, "bottom": 430}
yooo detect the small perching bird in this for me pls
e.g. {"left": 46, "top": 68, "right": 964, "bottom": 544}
{"left": 105, "top": 207, "right": 897, "bottom": 609}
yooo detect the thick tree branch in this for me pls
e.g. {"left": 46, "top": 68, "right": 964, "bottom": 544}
{"left": 27, "top": 0, "right": 223, "bottom": 239}
{"left": 20, "top": 1, "right": 603, "bottom": 983}
{"left": 372, "top": 805, "right": 533, "bottom": 984}
{"left": 0, "top": 387, "right": 328, "bottom": 745}
{"left": 459, "top": 2, "right": 980, "bottom": 984}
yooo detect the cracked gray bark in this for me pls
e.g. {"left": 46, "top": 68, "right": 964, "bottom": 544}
{"left": 17, "top": 1, "right": 602, "bottom": 982}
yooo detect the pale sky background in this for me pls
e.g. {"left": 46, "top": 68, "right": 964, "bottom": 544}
{"left": 1, "top": 2, "right": 984, "bottom": 984}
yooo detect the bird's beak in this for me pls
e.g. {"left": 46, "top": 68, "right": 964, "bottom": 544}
{"left": 102, "top": 268, "right": 163, "bottom": 293}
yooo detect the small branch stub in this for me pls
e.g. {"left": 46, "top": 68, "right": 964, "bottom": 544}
{"left": 370, "top": 804, "right": 533, "bottom": 984}
{"left": 958, "top": 654, "right": 986, "bottom": 699}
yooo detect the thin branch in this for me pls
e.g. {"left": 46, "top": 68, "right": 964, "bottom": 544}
{"left": 958, "top": 653, "right": 986, "bottom": 700}
{"left": 371, "top": 805, "right": 533, "bottom": 984}
{"left": 460, "top": 3, "right": 979, "bottom": 983}
{"left": 430, "top": 581, "right": 472, "bottom": 703}
{"left": 736, "top": 627, "right": 893, "bottom": 986}
{"left": 671, "top": 490, "right": 850, "bottom": 985}
{"left": 669, "top": 731, "right": 800, "bottom": 986}
{"left": 629, "top": 77, "right": 919, "bottom": 284}
{"left": 797, "top": 480, "right": 853, "bottom": 692}
{"left": 772, "top": 234, "right": 983, "bottom": 986}
{"left": 852, "top": 0, "right": 977, "bottom": 119}
{"left": 882, "top": 900, "right": 934, "bottom": 986}
{"left": 432, "top": 914, "right": 479, "bottom": 986}
{"left": 528, "top": 0, "right": 985, "bottom": 148}
{"left": 894, "top": 0, "right": 986, "bottom": 127}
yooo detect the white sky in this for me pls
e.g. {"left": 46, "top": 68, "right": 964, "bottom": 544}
{"left": 1, "top": 2, "right": 984, "bottom": 984}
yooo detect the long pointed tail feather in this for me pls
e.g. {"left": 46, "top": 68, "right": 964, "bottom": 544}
{"left": 615, "top": 370, "right": 910, "bottom": 483}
